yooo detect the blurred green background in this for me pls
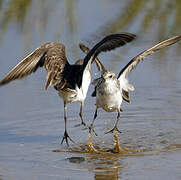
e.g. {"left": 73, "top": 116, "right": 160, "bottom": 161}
{"left": 1, "top": 1, "right": 181, "bottom": 180}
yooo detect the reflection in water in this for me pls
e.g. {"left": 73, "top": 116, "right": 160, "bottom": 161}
{"left": 86, "top": 154, "right": 124, "bottom": 180}
{"left": 67, "top": 156, "right": 85, "bottom": 164}
{"left": 66, "top": 153, "right": 123, "bottom": 180}
{"left": 1, "top": 0, "right": 181, "bottom": 180}
{"left": 86, "top": 153, "right": 123, "bottom": 180}
{"left": 94, "top": 167, "right": 119, "bottom": 180}
{"left": 93, "top": 163, "right": 121, "bottom": 180}
{"left": 57, "top": 140, "right": 181, "bottom": 180}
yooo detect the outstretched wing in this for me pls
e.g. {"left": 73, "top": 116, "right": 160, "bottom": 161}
{"left": 79, "top": 33, "right": 136, "bottom": 95}
{"left": 118, "top": 35, "right": 181, "bottom": 103}
{"left": 79, "top": 43, "right": 106, "bottom": 73}
{"left": 82, "top": 33, "right": 136, "bottom": 71}
{"left": 0, "top": 42, "right": 69, "bottom": 90}
{"left": 78, "top": 33, "right": 136, "bottom": 88}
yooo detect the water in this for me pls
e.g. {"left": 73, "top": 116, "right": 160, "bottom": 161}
{"left": 1, "top": 0, "right": 181, "bottom": 179}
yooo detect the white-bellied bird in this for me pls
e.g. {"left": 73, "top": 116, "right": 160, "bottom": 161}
{"left": 80, "top": 35, "right": 181, "bottom": 136}
{"left": 0, "top": 33, "right": 136, "bottom": 145}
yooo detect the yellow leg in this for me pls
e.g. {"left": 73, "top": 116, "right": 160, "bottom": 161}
{"left": 86, "top": 134, "right": 99, "bottom": 153}
{"left": 112, "top": 131, "right": 126, "bottom": 153}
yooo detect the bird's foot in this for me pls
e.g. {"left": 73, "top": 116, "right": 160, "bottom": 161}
{"left": 86, "top": 134, "right": 99, "bottom": 153}
{"left": 74, "top": 121, "right": 87, "bottom": 127}
{"left": 81, "top": 121, "right": 87, "bottom": 126}
{"left": 61, "top": 130, "right": 75, "bottom": 146}
{"left": 105, "top": 126, "right": 122, "bottom": 134}
{"left": 112, "top": 131, "right": 122, "bottom": 153}
{"left": 89, "top": 124, "right": 98, "bottom": 136}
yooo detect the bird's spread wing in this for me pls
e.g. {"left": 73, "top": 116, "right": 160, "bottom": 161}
{"left": 79, "top": 43, "right": 106, "bottom": 73}
{"left": 118, "top": 35, "right": 181, "bottom": 103}
{"left": 0, "top": 42, "right": 69, "bottom": 90}
{"left": 78, "top": 33, "right": 136, "bottom": 88}
{"left": 82, "top": 33, "right": 136, "bottom": 71}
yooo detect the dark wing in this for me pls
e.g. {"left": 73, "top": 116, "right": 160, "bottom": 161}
{"left": 0, "top": 42, "right": 69, "bottom": 90}
{"left": 82, "top": 33, "right": 136, "bottom": 70}
{"left": 78, "top": 33, "right": 136, "bottom": 88}
{"left": 79, "top": 43, "right": 104, "bottom": 97}
{"left": 118, "top": 35, "right": 181, "bottom": 103}
{"left": 91, "top": 77, "right": 102, "bottom": 97}
{"left": 74, "top": 59, "right": 84, "bottom": 65}
{"left": 79, "top": 43, "right": 106, "bottom": 73}
{"left": 122, "top": 89, "right": 130, "bottom": 103}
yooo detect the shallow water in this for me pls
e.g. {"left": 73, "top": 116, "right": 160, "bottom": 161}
{"left": 1, "top": 0, "right": 181, "bottom": 179}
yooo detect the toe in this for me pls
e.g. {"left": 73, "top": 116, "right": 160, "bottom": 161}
{"left": 105, "top": 126, "right": 122, "bottom": 134}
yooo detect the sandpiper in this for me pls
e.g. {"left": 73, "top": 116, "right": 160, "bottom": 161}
{"left": 80, "top": 35, "right": 181, "bottom": 136}
{"left": 0, "top": 33, "right": 136, "bottom": 145}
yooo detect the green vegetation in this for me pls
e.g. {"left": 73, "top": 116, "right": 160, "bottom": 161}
{"left": 0, "top": 0, "right": 181, "bottom": 47}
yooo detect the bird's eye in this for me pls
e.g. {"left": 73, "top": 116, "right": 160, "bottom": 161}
{"left": 109, "top": 75, "right": 113, "bottom": 78}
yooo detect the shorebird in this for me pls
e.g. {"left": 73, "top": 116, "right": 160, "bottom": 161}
{"left": 80, "top": 35, "right": 181, "bottom": 136}
{"left": 0, "top": 33, "right": 136, "bottom": 145}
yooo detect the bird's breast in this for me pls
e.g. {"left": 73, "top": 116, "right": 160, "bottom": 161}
{"left": 96, "top": 89, "right": 122, "bottom": 112}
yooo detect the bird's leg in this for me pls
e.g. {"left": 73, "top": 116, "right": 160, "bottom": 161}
{"left": 85, "top": 133, "right": 99, "bottom": 153}
{"left": 106, "top": 109, "right": 122, "bottom": 134}
{"left": 79, "top": 102, "right": 87, "bottom": 126}
{"left": 75, "top": 102, "right": 87, "bottom": 127}
{"left": 61, "top": 102, "right": 75, "bottom": 146}
{"left": 89, "top": 108, "right": 98, "bottom": 136}
{"left": 112, "top": 131, "right": 122, "bottom": 153}
{"left": 61, "top": 130, "right": 75, "bottom": 146}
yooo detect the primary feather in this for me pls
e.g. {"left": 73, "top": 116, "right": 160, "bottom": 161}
{"left": 82, "top": 33, "right": 136, "bottom": 71}
{"left": 0, "top": 43, "right": 69, "bottom": 90}
{"left": 118, "top": 35, "right": 181, "bottom": 79}
{"left": 118, "top": 35, "right": 181, "bottom": 102}
{"left": 79, "top": 43, "right": 106, "bottom": 73}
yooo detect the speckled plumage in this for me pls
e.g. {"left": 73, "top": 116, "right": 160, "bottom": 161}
{"left": 0, "top": 33, "right": 137, "bottom": 145}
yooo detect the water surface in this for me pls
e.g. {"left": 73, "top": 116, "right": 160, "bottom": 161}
{"left": 1, "top": 0, "right": 181, "bottom": 179}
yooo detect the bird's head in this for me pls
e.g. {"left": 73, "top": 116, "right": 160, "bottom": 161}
{"left": 102, "top": 70, "right": 117, "bottom": 83}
